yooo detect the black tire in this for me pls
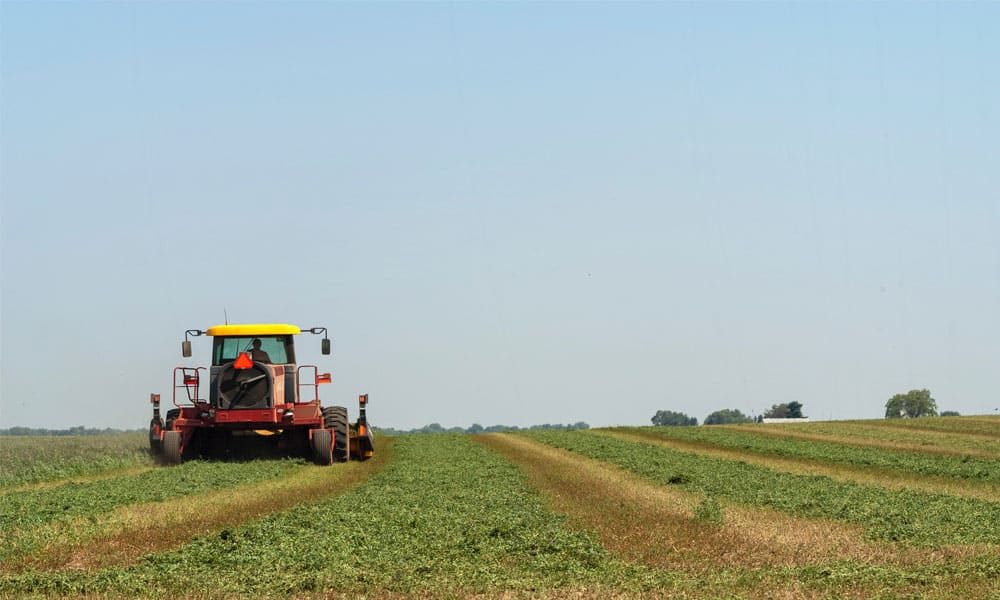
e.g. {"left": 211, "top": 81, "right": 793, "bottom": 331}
{"left": 311, "top": 429, "right": 332, "bottom": 465}
{"left": 163, "top": 431, "right": 183, "bottom": 465}
{"left": 322, "top": 406, "right": 350, "bottom": 462}
{"left": 149, "top": 417, "right": 163, "bottom": 454}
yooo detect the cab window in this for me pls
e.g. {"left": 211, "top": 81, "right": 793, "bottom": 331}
{"left": 212, "top": 336, "right": 294, "bottom": 365}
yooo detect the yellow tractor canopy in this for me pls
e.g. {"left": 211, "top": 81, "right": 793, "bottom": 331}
{"left": 182, "top": 324, "right": 326, "bottom": 361}
{"left": 206, "top": 324, "right": 302, "bottom": 336}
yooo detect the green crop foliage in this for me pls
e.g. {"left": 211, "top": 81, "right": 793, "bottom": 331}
{"left": 692, "top": 496, "right": 724, "bottom": 525}
{"left": 1, "top": 431, "right": 999, "bottom": 598}
{"left": 0, "top": 434, "right": 672, "bottom": 597}
{"left": 869, "top": 415, "right": 1000, "bottom": 437}
{"left": 619, "top": 425, "right": 1000, "bottom": 483}
{"left": 759, "top": 421, "right": 1000, "bottom": 457}
{"left": 0, "top": 433, "right": 151, "bottom": 488}
{"left": 0, "top": 458, "right": 308, "bottom": 563}
{"left": 523, "top": 430, "right": 1000, "bottom": 546}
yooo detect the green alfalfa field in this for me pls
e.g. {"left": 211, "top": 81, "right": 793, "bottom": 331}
{"left": 1, "top": 416, "right": 999, "bottom": 599}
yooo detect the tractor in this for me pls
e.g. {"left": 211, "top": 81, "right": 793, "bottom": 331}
{"left": 148, "top": 323, "right": 374, "bottom": 465}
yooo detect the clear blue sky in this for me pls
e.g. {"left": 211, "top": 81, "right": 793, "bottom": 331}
{"left": 2, "top": 2, "right": 998, "bottom": 430}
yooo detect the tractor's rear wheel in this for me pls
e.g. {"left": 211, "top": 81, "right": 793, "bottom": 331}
{"left": 311, "top": 429, "right": 332, "bottom": 465}
{"left": 323, "top": 406, "right": 349, "bottom": 462}
{"left": 149, "top": 418, "right": 163, "bottom": 454}
{"left": 163, "top": 431, "right": 183, "bottom": 465}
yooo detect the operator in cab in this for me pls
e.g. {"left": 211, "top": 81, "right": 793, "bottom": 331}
{"left": 249, "top": 338, "right": 272, "bottom": 363}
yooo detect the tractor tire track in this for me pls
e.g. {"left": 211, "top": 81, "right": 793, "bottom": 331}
{"left": 600, "top": 429, "right": 1000, "bottom": 502}
{"left": 5, "top": 438, "right": 392, "bottom": 573}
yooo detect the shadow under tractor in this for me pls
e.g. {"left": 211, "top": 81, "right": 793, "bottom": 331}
{"left": 148, "top": 323, "right": 374, "bottom": 465}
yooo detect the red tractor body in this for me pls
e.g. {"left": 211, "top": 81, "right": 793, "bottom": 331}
{"left": 149, "top": 324, "right": 374, "bottom": 465}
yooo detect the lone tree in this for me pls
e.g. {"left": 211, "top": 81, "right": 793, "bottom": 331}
{"left": 885, "top": 389, "right": 938, "bottom": 419}
{"left": 763, "top": 402, "right": 805, "bottom": 419}
{"left": 704, "top": 409, "right": 752, "bottom": 425}
{"left": 651, "top": 410, "right": 697, "bottom": 426}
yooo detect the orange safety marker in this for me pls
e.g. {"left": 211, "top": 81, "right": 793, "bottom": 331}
{"left": 234, "top": 352, "right": 254, "bottom": 369}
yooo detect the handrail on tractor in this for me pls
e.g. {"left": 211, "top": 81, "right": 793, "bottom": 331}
{"left": 296, "top": 365, "right": 331, "bottom": 403}
{"left": 173, "top": 366, "right": 206, "bottom": 408}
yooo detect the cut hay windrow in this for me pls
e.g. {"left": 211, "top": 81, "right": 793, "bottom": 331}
{"left": 1, "top": 458, "right": 309, "bottom": 566}
{"left": 713, "top": 423, "right": 1000, "bottom": 461}
{"left": 600, "top": 429, "right": 998, "bottom": 502}
{"left": 476, "top": 431, "right": 1000, "bottom": 599}
{"left": 522, "top": 429, "right": 1000, "bottom": 546}
{"left": 0, "top": 434, "right": 673, "bottom": 598}
{"left": 759, "top": 420, "right": 1000, "bottom": 457}
{"left": 610, "top": 426, "right": 1000, "bottom": 495}
{"left": 1, "top": 465, "right": 156, "bottom": 495}
{"left": 0, "top": 433, "right": 151, "bottom": 489}
{"left": 861, "top": 415, "right": 1000, "bottom": 438}
{"left": 6, "top": 440, "right": 390, "bottom": 572}
{"left": 475, "top": 433, "right": 880, "bottom": 570}
{"left": 2, "top": 432, "right": 999, "bottom": 599}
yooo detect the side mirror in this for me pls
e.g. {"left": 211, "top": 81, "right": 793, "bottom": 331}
{"left": 321, "top": 338, "right": 331, "bottom": 355}
{"left": 182, "top": 340, "right": 192, "bottom": 357}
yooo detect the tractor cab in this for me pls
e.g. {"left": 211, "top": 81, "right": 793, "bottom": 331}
{"left": 197, "top": 324, "right": 321, "bottom": 411}
{"left": 148, "top": 323, "right": 373, "bottom": 466}
{"left": 211, "top": 334, "right": 294, "bottom": 365}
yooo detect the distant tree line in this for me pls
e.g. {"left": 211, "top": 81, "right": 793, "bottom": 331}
{"left": 376, "top": 422, "right": 590, "bottom": 436}
{"left": 651, "top": 410, "right": 697, "bottom": 426}
{"left": 0, "top": 426, "right": 144, "bottom": 436}
{"left": 884, "top": 390, "right": 959, "bottom": 417}
{"left": 885, "top": 389, "right": 938, "bottom": 419}
{"left": 763, "top": 402, "right": 804, "bottom": 419}
{"left": 652, "top": 403, "right": 813, "bottom": 427}
{"left": 704, "top": 409, "right": 753, "bottom": 425}
{"left": 651, "top": 388, "right": 963, "bottom": 426}
{"left": 650, "top": 408, "right": 754, "bottom": 426}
